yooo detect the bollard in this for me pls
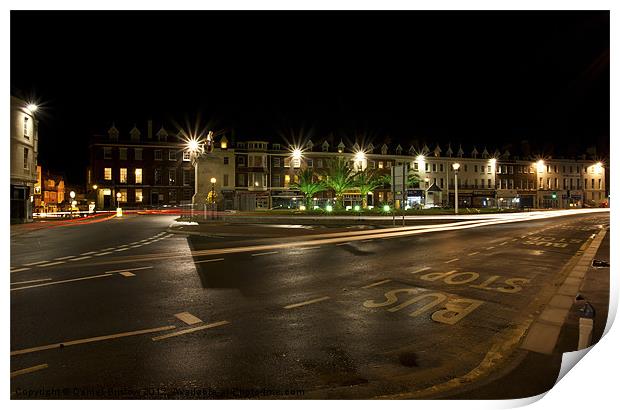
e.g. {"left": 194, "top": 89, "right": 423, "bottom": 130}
{"left": 577, "top": 301, "right": 595, "bottom": 350}
{"left": 116, "top": 207, "right": 123, "bottom": 217}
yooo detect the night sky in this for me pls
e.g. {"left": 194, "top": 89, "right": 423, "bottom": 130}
{"left": 11, "top": 11, "right": 609, "bottom": 185}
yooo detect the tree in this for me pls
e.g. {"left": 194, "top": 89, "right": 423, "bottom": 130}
{"left": 407, "top": 169, "right": 422, "bottom": 188}
{"left": 290, "top": 168, "right": 326, "bottom": 208}
{"left": 322, "top": 157, "right": 357, "bottom": 208}
{"left": 355, "top": 169, "right": 383, "bottom": 208}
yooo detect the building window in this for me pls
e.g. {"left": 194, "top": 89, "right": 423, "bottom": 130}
{"left": 432, "top": 164, "right": 437, "bottom": 172}
{"left": 591, "top": 179, "right": 594, "bottom": 189}
{"left": 183, "top": 189, "right": 192, "bottom": 201}
{"left": 118, "top": 189, "right": 127, "bottom": 202}
{"left": 238, "top": 156, "right": 246, "bottom": 167}
{"left": 169, "top": 190, "right": 177, "bottom": 203}
{"left": 440, "top": 164, "right": 444, "bottom": 172}
{"left": 487, "top": 165, "right": 492, "bottom": 173}
{"left": 23, "top": 116, "right": 29, "bottom": 139}
{"left": 104, "top": 147, "right": 112, "bottom": 159}
{"left": 307, "top": 159, "right": 314, "bottom": 168}
{"left": 292, "top": 158, "right": 300, "bottom": 168}
{"left": 463, "top": 165, "right": 467, "bottom": 172}
{"left": 183, "top": 151, "right": 191, "bottom": 161}
{"left": 169, "top": 169, "right": 176, "bottom": 185}
{"left": 273, "top": 175, "right": 281, "bottom": 186}
{"left": 120, "top": 148, "right": 127, "bottom": 160}
{"left": 424, "top": 163, "right": 428, "bottom": 172}
{"left": 135, "top": 188, "right": 143, "bottom": 203}
{"left": 120, "top": 168, "right": 127, "bottom": 183}
{"left": 224, "top": 157, "right": 229, "bottom": 165}
{"left": 104, "top": 167, "right": 112, "bottom": 180}
{"left": 135, "top": 148, "right": 143, "bottom": 161}
{"left": 238, "top": 174, "right": 245, "bottom": 186}
{"left": 598, "top": 179, "right": 602, "bottom": 190}
{"left": 379, "top": 161, "right": 384, "bottom": 169}
{"left": 283, "top": 157, "right": 290, "bottom": 168}
{"left": 317, "top": 159, "right": 323, "bottom": 169}
{"left": 284, "top": 174, "right": 291, "bottom": 186}
{"left": 273, "top": 157, "right": 280, "bottom": 167}
{"left": 22, "top": 147, "right": 29, "bottom": 170}
{"left": 154, "top": 168, "right": 162, "bottom": 185}
{"left": 135, "top": 168, "right": 142, "bottom": 184}
{"left": 487, "top": 179, "right": 491, "bottom": 188}
{"left": 154, "top": 150, "right": 163, "bottom": 161}
{"left": 183, "top": 169, "right": 192, "bottom": 186}
{"left": 169, "top": 151, "right": 177, "bottom": 161}
{"left": 223, "top": 174, "right": 229, "bottom": 187}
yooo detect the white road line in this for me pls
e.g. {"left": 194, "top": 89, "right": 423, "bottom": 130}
{"left": 152, "top": 321, "right": 229, "bottom": 341}
{"left": 362, "top": 279, "right": 392, "bottom": 289}
{"left": 284, "top": 296, "right": 331, "bottom": 310}
{"left": 486, "top": 246, "right": 495, "bottom": 250}
{"left": 69, "top": 256, "right": 93, "bottom": 261}
{"left": 114, "top": 248, "right": 129, "bottom": 252}
{"left": 11, "top": 273, "right": 115, "bottom": 291}
{"left": 251, "top": 251, "right": 278, "bottom": 257}
{"left": 499, "top": 242, "right": 508, "bottom": 246}
{"left": 95, "top": 252, "right": 112, "bottom": 256}
{"left": 130, "top": 245, "right": 142, "bottom": 248}
{"left": 105, "top": 266, "right": 153, "bottom": 273}
{"left": 174, "top": 312, "right": 203, "bottom": 325}
{"left": 411, "top": 267, "right": 431, "bottom": 274}
{"left": 11, "top": 364, "right": 48, "bottom": 378}
{"left": 39, "top": 261, "right": 65, "bottom": 267}
{"left": 468, "top": 251, "right": 480, "bottom": 256}
{"left": 444, "top": 258, "right": 460, "bottom": 263}
{"left": 11, "top": 278, "right": 52, "bottom": 285}
{"left": 511, "top": 238, "right": 518, "bottom": 242}
{"left": 11, "top": 325, "right": 176, "bottom": 356}
{"left": 10, "top": 267, "right": 31, "bottom": 273}
{"left": 22, "top": 260, "right": 50, "bottom": 266}
{"left": 54, "top": 255, "right": 76, "bottom": 261}
{"left": 101, "top": 248, "right": 115, "bottom": 251}
{"left": 195, "top": 258, "right": 225, "bottom": 264}
{"left": 296, "top": 246, "right": 321, "bottom": 251}
{"left": 118, "top": 271, "right": 136, "bottom": 277}
{"left": 80, "top": 251, "right": 97, "bottom": 255}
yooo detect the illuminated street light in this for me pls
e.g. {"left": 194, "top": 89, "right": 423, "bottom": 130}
{"left": 594, "top": 162, "right": 603, "bottom": 174}
{"left": 536, "top": 159, "right": 545, "bottom": 173}
{"left": 416, "top": 155, "right": 425, "bottom": 162}
{"left": 383, "top": 204, "right": 391, "bottom": 213}
{"left": 354, "top": 151, "right": 366, "bottom": 163}
{"left": 452, "top": 163, "right": 460, "bottom": 215}
{"left": 26, "top": 103, "right": 38, "bottom": 113}
{"left": 187, "top": 138, "right": 201, "bottom": 153}
{"left": 325, "top": 205, "right": 333, "bottom": 212}
{"left": 354, "top": 205, "right": 361, "bottom": 212}
{"left": 92, "top": 184, "right": 98, "bottom": 190}
{"left": 292, "top": 148, "right": 302, "bottom": 160}
{"left": 70, "top": 191, "right": 76, "bottom": 199}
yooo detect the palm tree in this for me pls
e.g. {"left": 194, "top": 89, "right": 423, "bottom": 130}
{"left": 290, "top": 168, "right": 326, "bottom": 208}
{"left": 322, "top": 157, "right": 357, "bottom": 208}
{"left": 407, "top": 169, "right": 422, "bottom": 188}
{"left": 355, "top": 169, "right": 383, "bottom": 208}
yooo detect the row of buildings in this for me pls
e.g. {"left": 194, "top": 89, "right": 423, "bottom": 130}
{"left": 86, "top": 121, "right": 608, "bottom": 211}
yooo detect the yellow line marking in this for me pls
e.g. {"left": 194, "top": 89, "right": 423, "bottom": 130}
{"left": 444, "top": 258, "right": 459, "bottom": 263}
{"left": 105, "top": 266, "right": 153, "bottom": 274}
{"left": 195, "top": 258, "right": 225, "bottom": 264}
{"left": 39, "top": 261, "right": 65, "bottom": 267}
{"left": 152, "top": 321, "right": 229, "bottom": 341}
{"left": 11, "top": 325, "right": 176, "bottom": 356}
{"left": 412, "top": 267, "right": 431, "bottom": 274}
{"left": 119, "top": 271, "right": 135, "bottom": 277}
{"left": 11, "top": 364, "right": 48, "bottom": 378}
{"left": 11, "top": 278, "right": 52, "bottom": 285}
{"left": 11, "top": 273, "right": 115, "bottom": 291}
{"left": 22, "top": 260, "right": 50, "bottom": 266}
{"left": 174, "top": 312, "right": 203, "bottom": 325}
{"left": 362, "top": 279, "right": 392, "bottom": 289}
{"left": 10, "top": 267, "right": 31, "bottom": 273}
{"left": 468, "top": 251, "right": 480, "bottom": 256}
{"left": 70, "top": 256, "right": 93, "bottom": 261}
{"left": 284, "top": 296, "right": 331, "bottom": 309}
{"left": 251, "top": 251, "right": 278, "bottom": 257}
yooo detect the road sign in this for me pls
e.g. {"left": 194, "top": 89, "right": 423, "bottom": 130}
{"left": 391, "top": 165, "right": 406, "bottom": 193}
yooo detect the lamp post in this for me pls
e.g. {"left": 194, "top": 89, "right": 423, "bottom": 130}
{"left": 69, "top": 191, "right": 76, "bottom": 217}
{"left": 116, "top": 192, "right": 122, "bottom": 217}
{"left": 210, "top": 177, "right": 216, "bottom": 220}
{"left": 452, "top": 163, "right": 460, "bottom": 214}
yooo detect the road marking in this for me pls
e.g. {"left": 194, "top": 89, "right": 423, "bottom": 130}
{"left": 22, "top": 260, "right": 50, "bottom": 266}
{"left": 54, "top": 255, "right": 76, "bottom": 260}
{"left": 10, "top": 267, "right": 31, "bottom": 273}
{"left": 80, "top": 251, "right": 97, "bottom": 255}
{"left": 362, "top": 279, "right": 392, "bottom": 289}
{"left": 360, "top": 239, "right": 374, "bottom": 243}
{"left": 11, "top": 364, "right": 48, "bottom": 378}
{"left": 444, "top": 258, "right": 460, "bottom": 263}
{"left": 195, "top": 258, "right": 225, "bottom": 264}
{"left": 11, "top": 325, "right": 176, "bottom": 356}
{"left": 174, "top": 312, "right": 203, "bottom": 325}
{"left": 411, "top": 267, "right": 431, "bottom": 274}
{"left": 105, "top": 266, "right": 153, "bottom": 273}
{"left": 152, "top": 321, "right": 229, "bottom": 341}
{"left": 468, "top": 251, "right": 480, "bottom": 256}
{"left": 499, "top": 242, "right": 508, "bottom": 246}
{"left": 284, "top": 296, "right": 331, "bottom": 310}
{"left": 119, "top": 271, "right": 135, "bottom": 277}
{"left": 296, "top": 246, "right": 321, "bottom": 251}
{"left": 251, "top": 251, "right": 278, "bottom": 257}
{"left": 129, "top": 244, "right": 142, "bottom": 248}
{"left": 486, "top": 246, "right": 495, "bottom": 250}
{"left": 11, "top": 278, "right": 52, "bottom": 285}
{"left": 39, "top": 261, "right": 65, "bottom": 267}
{"left": 511, "top": 238, "right": 518, "bottom": 242}
{"left": 114, "top": 248, "right": 130, "bottom": 252}
{"left": 335, "top": 242, "right": 351, "bottom": 246}
{"left": 95, "top": 252, "right": 112, "bottom": 256}
{"left": 69, "top": 256, "right": 93, "bottom": 261}
{"left": 11, "top": 273, "right": 115, "bottom": 291}
{"left": 101, "top": 248, "right": 115, "bottom": 251}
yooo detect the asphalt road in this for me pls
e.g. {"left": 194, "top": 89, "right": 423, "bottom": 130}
{"left": 10, "top": 210, "right": 610, "bottom": 399}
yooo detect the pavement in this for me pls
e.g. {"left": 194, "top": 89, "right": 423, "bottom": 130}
{"left": 9, "top": 209, "right": 610, "bottom": 399}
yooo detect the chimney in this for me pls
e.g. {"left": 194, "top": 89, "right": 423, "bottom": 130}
{"left": 147, "top": 120, "right": 153, "bottom": 139}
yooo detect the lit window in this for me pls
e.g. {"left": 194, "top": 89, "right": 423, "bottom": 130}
{"left": 292, "top": 158, "right": 301, "bottom": 168}
{"left": 104, "top": 168, "right": 112, "bottom": 180}
{"left": 284, "top": 157, "right": 291, "bottom": 168}
{"left": 120, "top": 168, "right": 127, "bottom": 183}
{"left": 118, "top": 189, "right": 127, "bottom": 202}
{"left": 154, "top": 150, "right": 162, "bottom": 160}
{"left": 135, "top": 168, "right": 142, "bottom": 184}
{"left": 221, "top": 140, "right": 228, "bottom": 149}
{"left": 378, "top": 161, "right": 384, "bottom": 169}
{"left": 284, "top": 175, "right": 291, "bottom": 185}
{"left": 135, "top": 188, "right": 143, "bottom": 202}
{"left": 183, "top": 151, "right": 191, "bottom": 161}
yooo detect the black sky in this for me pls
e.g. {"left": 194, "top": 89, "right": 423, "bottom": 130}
{"left": 11, "top": 11, "right": 609, "bottom": 184}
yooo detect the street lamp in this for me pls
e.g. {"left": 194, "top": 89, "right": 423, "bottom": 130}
{"left": 210, "top": 177, "right": 216, "bottom": 220}
{"left": 116, "top": 192, "right": 122, "bottom": 217}
{"left": 452, "top": 163, "right": 460, "bottom": 214}
{"left": 26, "top": 103, "right": 38, "bottom": 113}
